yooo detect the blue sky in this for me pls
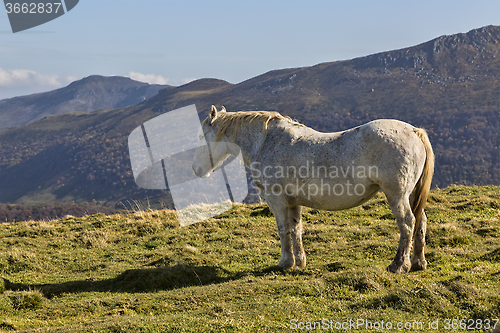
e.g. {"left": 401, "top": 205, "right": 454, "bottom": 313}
{"left": 0, "top": 0, "right": 499, "bottom": 99}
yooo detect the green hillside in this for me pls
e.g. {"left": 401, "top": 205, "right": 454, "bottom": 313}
{"left": 0, "top": 186, "right": 499, "bottom": 332}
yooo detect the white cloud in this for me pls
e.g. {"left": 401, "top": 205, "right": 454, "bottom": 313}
{"left": 127, "top": 71, "right": 196, "bottom": 86}
{"left": 0, "top": 68, "right": 76, "bottom": 88}
{"left": 127, "top": 72, "right": 169, "bottom": 85}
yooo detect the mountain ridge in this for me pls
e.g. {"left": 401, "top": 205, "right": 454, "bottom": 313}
{"left": 0, "top": 75, "right": 169, "bottom": 129}
{"left": 354, "top": 25, "right": 500, "bottom": 70}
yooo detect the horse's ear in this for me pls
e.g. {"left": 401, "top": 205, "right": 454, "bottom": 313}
{"left": 220, "top": 106, "right": 227, "bottom": 113}
{"left": 209, "top": 105, "right": 218, "bottom": 124}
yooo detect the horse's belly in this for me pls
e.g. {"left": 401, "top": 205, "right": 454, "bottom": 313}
{"left": 289, "top": 180, "right": 380, "bottom": 210}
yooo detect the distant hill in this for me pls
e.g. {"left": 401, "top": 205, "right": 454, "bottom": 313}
{"left": 0, "top": 26, "right": 499, "bottom": 206}
{"left": 0, "top": 75, "right": 169, "bottom": 129}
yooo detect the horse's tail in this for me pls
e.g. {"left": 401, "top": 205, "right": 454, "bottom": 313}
{"left": 412, "top": 128, "right": 435, "bottom": 236}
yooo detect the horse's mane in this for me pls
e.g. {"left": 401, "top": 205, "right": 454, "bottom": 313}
{"left": 205, "top": 111, "right": 305, "bottom": 141}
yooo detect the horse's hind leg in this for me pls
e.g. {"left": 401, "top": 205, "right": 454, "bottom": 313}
{"left": 411, "top": 211, "right": 428, "bottom": 271}
{"left": 386, "top": 194, "right": 415, "bottom": 273}
{"left": 268, "top": 201, "right": 295, "bottom": 269}
{"left": 289, "top": 206, "right": 306, "bottom": 268}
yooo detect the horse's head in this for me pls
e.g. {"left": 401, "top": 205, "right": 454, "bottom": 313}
{"left": 192, "top": 105, "right": 232, "bottom": 178}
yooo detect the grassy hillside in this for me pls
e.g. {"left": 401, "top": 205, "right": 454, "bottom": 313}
{"left": 0, "top": 186, "right": 499, "bottom": 332}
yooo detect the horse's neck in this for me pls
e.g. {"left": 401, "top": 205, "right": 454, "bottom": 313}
{"left": 229, "top": 122, "right": 269, "bottom": 167}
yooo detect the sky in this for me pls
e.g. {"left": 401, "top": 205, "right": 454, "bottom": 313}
{"left": 0, "top": 0, "right": 499, "bottom": 100}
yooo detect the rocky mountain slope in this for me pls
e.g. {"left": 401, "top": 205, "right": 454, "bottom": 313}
{"left": 0, "top": 75, "right": 169, "bottom": 129}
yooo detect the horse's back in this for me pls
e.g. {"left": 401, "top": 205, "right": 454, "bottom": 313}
{"left": 267, "top": 118, "right": 424, "bottom": 175}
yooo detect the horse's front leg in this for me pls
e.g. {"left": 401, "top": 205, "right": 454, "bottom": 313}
{"left": 290, "top": 206, "right": 306, "bottom": 268}
{"left": 268, "top": 201, "right": 295, "bottom": 269}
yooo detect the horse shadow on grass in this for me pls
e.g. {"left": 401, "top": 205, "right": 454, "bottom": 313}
{"left": 3, "top": 260, "right": 308, "bottom": 298}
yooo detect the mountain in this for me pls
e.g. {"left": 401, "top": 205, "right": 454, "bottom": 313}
{"left": 0, "top": 75, "right": 169, "bottom": 129}
{"left": 0, "top": 26, "right": 499, "bottom": 207}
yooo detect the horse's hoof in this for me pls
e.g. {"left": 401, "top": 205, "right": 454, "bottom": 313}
{"left": 294, "top": 255, "right": 307, "bottom": 268}
{"left": 386, "top": 261, "right": 411, "bottom": 274}
{"left": 294, "top": 262, "right": 306, "bottom": 269}
{"left": 410, "top": 259, "right": 427, "bottom": 272}
{"left": 277, "top": 258, "right": 295, "bottom": 270}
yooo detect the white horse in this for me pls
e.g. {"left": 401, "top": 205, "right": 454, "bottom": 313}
{"left": 192, "top": 106, "right": 434, "bottom": 273}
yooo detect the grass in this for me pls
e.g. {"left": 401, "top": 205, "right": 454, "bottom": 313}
{"left": 0, "top": 185, "right": 499, "bottom": 332}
